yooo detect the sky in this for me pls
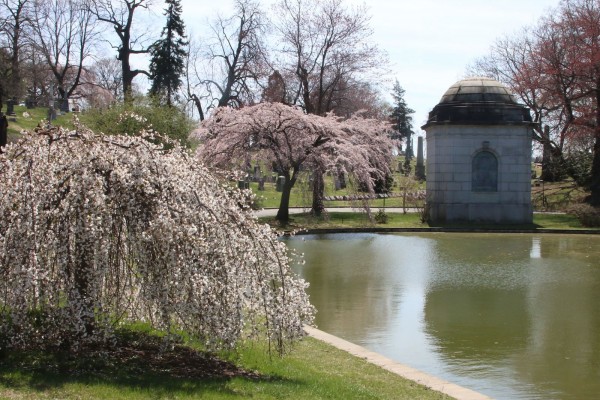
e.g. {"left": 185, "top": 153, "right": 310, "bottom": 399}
{"left": 179, "top": 0, "right": 561, "bottom": 132}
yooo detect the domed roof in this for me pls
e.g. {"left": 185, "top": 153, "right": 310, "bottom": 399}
{"left": 439, "top": 77, "right": 517, "bottom": 104}
{"left": 422, "top": 77, "right": 532, "bottom": 128}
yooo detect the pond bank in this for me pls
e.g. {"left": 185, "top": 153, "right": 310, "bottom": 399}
{"left": 305, "top": 326, "right": 492, "bottom": 400}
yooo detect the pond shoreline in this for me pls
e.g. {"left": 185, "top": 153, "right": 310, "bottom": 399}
{"left": 290, "top": 227, "right": 600, "bottom": 235}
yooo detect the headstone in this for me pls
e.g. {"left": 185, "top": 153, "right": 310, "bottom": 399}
{"left": 276, "top": 176, "right": 285, "bottom": 192}
{"left": 415, "top": 136, "right": 426, "bottom": 180}
{"left": 238, "top": 180, "right": 249, "bottom": 190}
{"left": 6, "top": 99, "right": 15, "bottom": 116}
{"left": 334, "top": 176, "right": 341, "bottom": 190}
{"left": 258, "top": 177, "right": 265, "bottom": 191}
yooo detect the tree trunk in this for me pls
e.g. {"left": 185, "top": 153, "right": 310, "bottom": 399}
{"left": 540, "top": 125, "right": 565, "bottom": 182}
{"left": 276, "top": 178, "right": 294, "bottom": 222}
{"left": 120, "top": 45, "right": 134, "bottom": 103}
{"left": 311, "top": 170, "right": 325, "bottom": 217}
{"left": 192, "top": 94, "right": 205, "bottom": 121}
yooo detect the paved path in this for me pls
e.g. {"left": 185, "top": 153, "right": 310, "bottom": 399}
{"left": 255, "top": 207, "right": 566, "bottom": 218}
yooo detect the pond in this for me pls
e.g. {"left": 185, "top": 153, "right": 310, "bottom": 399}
{"left": 285, "top": 233, "right": 600, "bottom": 400}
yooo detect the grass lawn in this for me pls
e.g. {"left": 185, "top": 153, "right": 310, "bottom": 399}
{"left": 0, "top": 329, "right": 449, "bottom": 400}
{"left": 259, "top": 210, "right": 593, "bottom": 231}
{"left": 5, "top": 106, "right": 75, "bottom": 141}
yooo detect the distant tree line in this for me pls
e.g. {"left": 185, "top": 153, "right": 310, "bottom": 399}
{"left": 0, "top": 0, "right": 402, "bottom": 117}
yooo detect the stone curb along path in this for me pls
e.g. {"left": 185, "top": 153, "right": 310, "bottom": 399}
{"left": 304, "top": 326, "right": 493, "bottom": 400}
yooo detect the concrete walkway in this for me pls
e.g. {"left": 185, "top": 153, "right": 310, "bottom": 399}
{"left": 304, "top": 326, "right": 492, "bottom": 400}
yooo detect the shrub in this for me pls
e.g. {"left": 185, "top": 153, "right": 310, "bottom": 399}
{"left": 564, "top": 150, "right": 593, "bottom": 187}
{"left": 567, "top": 203, "right": 600, "bottom": 227}
{"left": 82, "top": 96, "right": 195, "bottom": 147}
{"left": 374, "top": 209, "right": 388, "bottom": 224}
{"left": 0, "top": 124, "right": 313, "bottom": 353}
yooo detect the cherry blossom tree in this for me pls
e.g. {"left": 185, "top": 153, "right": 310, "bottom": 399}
{"left": 197, "top": 102, "right": 394, "bottom": 222}
{"left": 272, "top": 0, "right": 388, "bottom": 215}
{"left": 0, "top": 123, "right": 314, "bottom": 353}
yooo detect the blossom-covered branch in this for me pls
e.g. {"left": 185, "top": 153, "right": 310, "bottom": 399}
{"left": 0, "top": 124, "right": 314, "bottom": 353}
{"left": 197, "top": 102, "right": 394, "bottom": 221}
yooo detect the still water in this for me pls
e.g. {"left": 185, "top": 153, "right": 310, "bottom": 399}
{"left": 285, "top": 233, "right": 600, "bottom": 400}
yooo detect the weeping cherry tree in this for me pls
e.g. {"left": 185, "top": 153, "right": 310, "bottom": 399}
{"left": 0, "top": 122, "right": 314, "bottom": 353}
{"left": 197, "top": 102, "right": 394, "bottom": 221}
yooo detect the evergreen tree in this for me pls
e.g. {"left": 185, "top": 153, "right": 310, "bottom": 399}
{"left": 389, "top": 80, "right": 415, "bottom": 174}
{"left": 148, "top": 0, "right": 187, "bottom": 106}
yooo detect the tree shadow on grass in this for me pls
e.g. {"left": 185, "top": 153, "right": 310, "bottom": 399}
{"left": 0, "top": 330, "right": 294, "bottom": 397}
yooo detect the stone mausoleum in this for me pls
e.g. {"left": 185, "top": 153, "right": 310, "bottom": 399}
{"left": 422, "top": 77, "right": 533, "bottom": 224}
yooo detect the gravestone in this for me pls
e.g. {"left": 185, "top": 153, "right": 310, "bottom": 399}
{"left": 276, "top": 176, "right": 285, "bottom": 192}
{"left": 258, "top": 177, "right": 265, "bottom": 191}
{"left": 6, "top": 99, "right": 15, "bottom": 116}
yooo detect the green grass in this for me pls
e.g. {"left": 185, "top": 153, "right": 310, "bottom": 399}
{"left": 533, "top": 212, "right": 586, "bottom": 229}
{"left": 260, "top": 211, "right": 593, "bottom": 231}
{"left": 252, "top": 177, "right": 424, "bottom": 210}
{"left": 531, "top": 179, "right": 588, "bottom": 211}
{"left": 0, "top": 332, "right": 449, "bottom": 400}
{"left": 5, "top": 106, "right": 75, "bottom": 141}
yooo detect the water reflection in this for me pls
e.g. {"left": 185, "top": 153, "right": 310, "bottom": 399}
{"left": 286, "top": 233, "right": 600, "bottom": 400}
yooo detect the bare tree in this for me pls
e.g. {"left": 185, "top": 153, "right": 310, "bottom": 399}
{"left": 273, "top": 0, "right": 384, "bottom": 116}
{"left": 185, "top": 0, "right": 269, "bottom": 120}
{"left": 273, "top": 0, "right": 387, "bottom": 216}
{"left": 90, "top": 0, "right": 154, "bottom": 102}
{"left": 184, "top": 39, "right": 208, "bottom": 120}
{"left": 19, "top": 45, "right": 50, "bottom": 106}
{"left": 88, "top": 56, "right": 123, "bottom": 100}
{"left": 0, "top": 0, "right": 31, "bottom": 105}
{"left": 31, "top": 0, "right": 97, "bottom": 112}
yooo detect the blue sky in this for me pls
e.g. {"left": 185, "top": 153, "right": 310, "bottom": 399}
{"left": 180, "top": 0, "right": 560, "bottom": 131}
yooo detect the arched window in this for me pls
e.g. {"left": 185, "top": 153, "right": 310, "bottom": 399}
{"left": 472, "top": 151, "right": 498, "bottom": 192}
